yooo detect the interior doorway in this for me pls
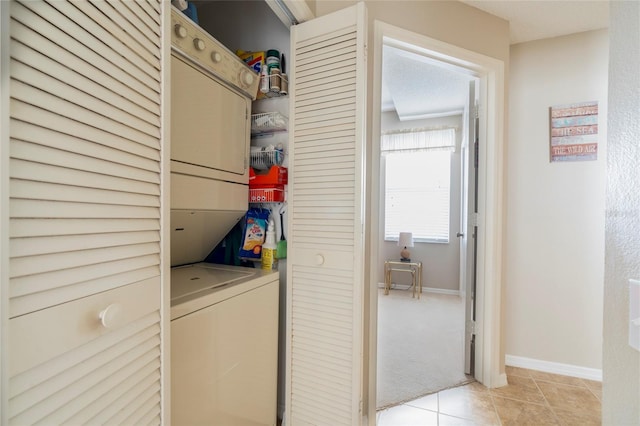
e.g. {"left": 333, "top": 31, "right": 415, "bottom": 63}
{"left": 375, "top": 41, "right": 478, "bottom": 410}
{"left": 368, "top": 20, "right": 507, "bottom": 421}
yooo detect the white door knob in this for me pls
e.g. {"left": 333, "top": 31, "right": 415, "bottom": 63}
{"left": 99, "top": 303, "right": 124, "bottom": 329}
{"left": 315, "top": 254, "right": 325, "bottom": 265}
{"left": 211, "top": 51, "right": 222, "bottom": 63}
{"left": 193, "top": 38, "right": 205, "bottom": 51}
{"left": 174, "top": 24, "right": 187, "bottom": 38}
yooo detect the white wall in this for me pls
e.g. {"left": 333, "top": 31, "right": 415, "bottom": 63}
{"left": 377, "top": 112, "right": 463, "bottom": 292}
{"left": 505, "top": 30, "right": 608, "bottom": 371}
{"left": 603, "top": 1, "right": 640, "bottom": 423}
{"left": 315, "top": 0, "right": 510, "bottom": 63}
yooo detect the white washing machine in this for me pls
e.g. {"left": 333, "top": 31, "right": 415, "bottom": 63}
{"left": 171, "top": 263, "right": 279, "bottom": 426}
{"left": 168, "top": 7, "right": 278, "bottom": 425}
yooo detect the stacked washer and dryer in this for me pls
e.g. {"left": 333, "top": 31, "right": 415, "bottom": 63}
{"left": 169, "top": 7, "right": 279, "bottom": 425}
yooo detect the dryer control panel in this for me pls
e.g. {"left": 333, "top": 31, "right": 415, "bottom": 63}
{"left": 171, "top": 7, "right": 259, "bottom": 99}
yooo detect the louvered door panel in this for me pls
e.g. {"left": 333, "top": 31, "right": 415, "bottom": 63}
{"left": 287, "top": 4, "right": 367, "bottom": 425}
{"left": 7, "top": 0, "right": 164, "bottom": 424}
{"left": 9, "top": 297, "right": 161, "bottom": 424}
{"left": 8, "top": 0, "right": 162, "bottom": 315}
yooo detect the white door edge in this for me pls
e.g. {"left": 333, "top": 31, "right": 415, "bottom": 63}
{"left": 0, "top": 1, "right": 9, "bottom": 422}
{"left": 462, "top": 80, "right": 477, "bottom": 376}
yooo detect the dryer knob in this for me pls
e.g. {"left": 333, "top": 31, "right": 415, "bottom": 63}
{"left": 211, "top": 51, "right": 222, "bottom": 63}
{"left": 193, "top": 38, "right": 205, "bottom": 51}
{"left": 174, "top": 24, "right": 187, "bottom": 39}
{"left": 240, "top": 69, "right": 255, "bottom": 87}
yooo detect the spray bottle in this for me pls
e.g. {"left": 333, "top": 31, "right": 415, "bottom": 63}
{"left": 259, "top": 66, "right": 269, "bottom": 94}
{"left": 261, "top": 217, "right": 277, "bottom": 271}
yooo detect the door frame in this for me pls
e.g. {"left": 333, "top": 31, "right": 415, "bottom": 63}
{"left": 368, "top": 20, "right": 506, "bottom": 419}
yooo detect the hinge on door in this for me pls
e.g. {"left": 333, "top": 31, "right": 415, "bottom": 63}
{"left": 468, "top": 320, "right": 476, "bottom": 334}
{"left": 471, "top": 212, "right": 479, "bottom": 227}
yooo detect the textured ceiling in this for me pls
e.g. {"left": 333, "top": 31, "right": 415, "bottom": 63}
{"left": 382, "top": 45, "right": 473, "bottom": 120}
{"left": 382, "top": 0, "right": 610, "bottom": 118}
{"left": 460, "top": 0, "right": 609, "bottom": 45}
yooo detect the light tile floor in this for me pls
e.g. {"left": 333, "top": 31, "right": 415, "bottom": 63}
{"left": 377, "top": 366, "right": 602, "bottom": 425}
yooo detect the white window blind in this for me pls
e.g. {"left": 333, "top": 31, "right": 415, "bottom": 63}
{"left": 382, "top": 128, "right": 455, "bottom": 243}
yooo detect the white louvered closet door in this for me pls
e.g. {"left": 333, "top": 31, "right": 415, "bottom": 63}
{"left": 5, "top": 0, "right": 166, "bottom": 424}
{"left": 287, "top": 4, "right": 367, "bottom": 425}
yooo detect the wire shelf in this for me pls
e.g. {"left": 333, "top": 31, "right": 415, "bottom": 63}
{"left": 251, "top": 112, "right": 288, "bottom": 134}
{"left": 250, "top": 146, "right": 285, "bottom": 170}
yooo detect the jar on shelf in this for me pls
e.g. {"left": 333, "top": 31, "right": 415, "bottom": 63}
{"left": 266, "top": 49, "right": 280, "bottom": 74}
{"left": 269, "top": 67, "right": 281, "bottom": 93}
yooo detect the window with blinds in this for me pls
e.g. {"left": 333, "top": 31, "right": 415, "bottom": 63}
{"left": 382, "top": 128, "right": 455, "bottom": 243}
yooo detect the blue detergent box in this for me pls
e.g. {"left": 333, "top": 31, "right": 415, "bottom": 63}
{"left": 238, "top": 209, "right": 269, "bottom": 261}
{"left": 182, "top": 2, "right": 198, "bottom": 25}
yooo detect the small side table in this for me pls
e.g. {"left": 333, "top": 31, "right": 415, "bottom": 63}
{"left": 384, "top": 260, "right": 423, "bottom": 299}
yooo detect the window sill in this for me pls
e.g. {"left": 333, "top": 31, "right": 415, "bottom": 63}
{"left": 385, "top": 238, "right": 449, "bottom": 245}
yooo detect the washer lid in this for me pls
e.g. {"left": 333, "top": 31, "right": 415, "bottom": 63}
{"left": 170, "top": 263, "right": 278, "bottom": 320}
{"left": 171, "top": 264, "right": 254, "bottom": 303}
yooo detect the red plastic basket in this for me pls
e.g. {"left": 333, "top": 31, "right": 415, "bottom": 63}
{"left": 249, "top": 186, "right": 285, "bottom": 203}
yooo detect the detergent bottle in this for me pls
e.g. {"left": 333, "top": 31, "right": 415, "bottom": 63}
{"left": 261, "top": 218, "right": 277, "bottom": 271}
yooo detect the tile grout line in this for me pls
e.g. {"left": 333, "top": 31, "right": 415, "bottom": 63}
{"left": 530, "top": 375, "right": 564, "bottom": 425}
{"left": 379, "top": 371, "right": 600, "bottom": 425}
{"left": 497, "top": 372, "right": 566, "bottom": 425}
{"left": 581, "top": 378, "right": 603, "bottom": 403}
{"left": 487, "top": 392, "right": 504, "bottom": 426}
{"left": 489, "top": 375, "right": 547, "bottom": 406}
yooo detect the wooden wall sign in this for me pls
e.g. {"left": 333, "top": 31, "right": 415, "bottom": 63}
{"left": 549, "top": 101, "right": 598, "bottom": 162}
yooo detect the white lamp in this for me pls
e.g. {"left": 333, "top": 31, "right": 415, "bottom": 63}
{"left": 398, "top": 232, "right": 414, "bottom": 262}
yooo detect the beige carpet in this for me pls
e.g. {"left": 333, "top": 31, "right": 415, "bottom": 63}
{"left": 376, "top": 288, "right": 472, "bottom": 409}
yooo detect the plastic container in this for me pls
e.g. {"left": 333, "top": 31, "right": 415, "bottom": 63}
{"left": 261, "top": 218, "right": 278, "bottom": 270}
{"left": 260, "top": 67, "right": 269, "bottom": 94}
{"left": 266, "top": 49, "right": 280, "bottom": 73}
{"left": 250, "top": 166, "right": 288, "bottom": 186}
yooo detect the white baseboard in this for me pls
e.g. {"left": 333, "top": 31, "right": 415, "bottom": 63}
{"left": 505, "top": 354, "right": 602, "bottom": 382}
{"left": 424, "top": 287, "right": 460, "bottom": 296}
{"left": 377, "top": 282, "right": 460, "bottom": 296}
{"left": 496, "top": 372, "right": 508, "bottom": 387}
